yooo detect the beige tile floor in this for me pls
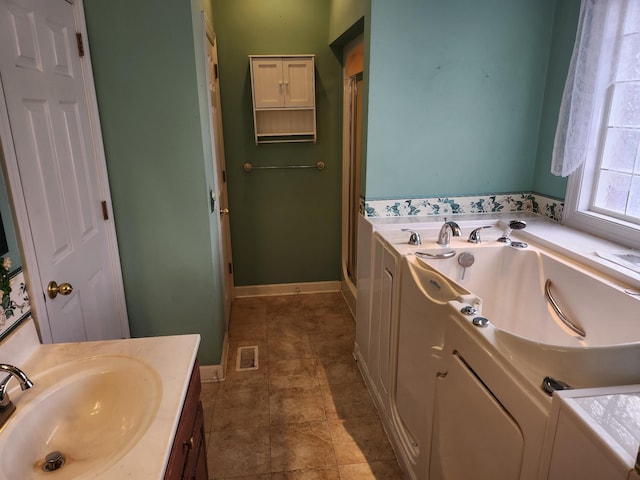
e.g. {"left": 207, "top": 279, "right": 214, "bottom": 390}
{"left": 201, "top": 293, "right": 404, "bottom": 480}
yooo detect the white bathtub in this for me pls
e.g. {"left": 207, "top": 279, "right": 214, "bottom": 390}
{"left": 362, "top": 216, "right": 640, "bottom": 480}
{"left": 414, "top": 243, "right": 640, "bottom": 388}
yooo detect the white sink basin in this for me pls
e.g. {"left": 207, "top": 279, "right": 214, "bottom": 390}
{"left": 0, "top": 355, "right": 162, "bottom": 479}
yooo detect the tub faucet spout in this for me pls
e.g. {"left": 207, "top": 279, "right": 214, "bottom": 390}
{"left": 437, "top": 219, "right": 462, "bottom": 247}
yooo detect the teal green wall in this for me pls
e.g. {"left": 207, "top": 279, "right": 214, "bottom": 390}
{"left": 79, "top": 0, "right": 579, "bottom": 351}
{"left": 365, "top": 0, "right": 556, "bottom": 199}
{"left": 329, "top": 0, "right": 366, "bottom": 44}
{"left": 362, "top": 1, "right": 372, "bottom": 201}
{"left": 533, "top": 0, "right": 581, "bottom": 198}
{"left": 84, "top": 0, "right": 225, "bottom": 364}
{"left": 212, "top": 0, "right": 343, "bottom": 287}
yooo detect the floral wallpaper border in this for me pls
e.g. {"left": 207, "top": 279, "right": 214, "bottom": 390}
{"left": 364, "top": 192, "right": 564, "bottom": 222}
{"left": 0, "top": 268, "right": 31, "bottom": 338}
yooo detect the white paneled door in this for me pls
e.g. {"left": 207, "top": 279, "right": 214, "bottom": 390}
{"left": 205, "top": 21, "right": 233, "bottom": 325}
{"left": 0, "top": 0, "right": 128, "bottom": 342}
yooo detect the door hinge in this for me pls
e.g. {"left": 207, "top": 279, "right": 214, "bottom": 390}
{"left": 101, "top": 201, "right": 109, "bottom": 220}
{"left": 214, "top": 63, "right": 219, "bottom": 80}
{"left": 209, "top": 189, "right": 216, "bottom": 213}
{"left": 228, "top": 263, "right": 233, "bottom": 274}
{"left": 76, "top": 33, "right": 85, "bottom": 57}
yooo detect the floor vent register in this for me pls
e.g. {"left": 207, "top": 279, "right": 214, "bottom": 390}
{"left": 236, "top": 345, "right": 259, "bottom": 371}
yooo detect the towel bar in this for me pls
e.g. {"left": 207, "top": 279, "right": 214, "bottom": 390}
{"left": 243, "top": 161, "right": 325, "bottom": 172}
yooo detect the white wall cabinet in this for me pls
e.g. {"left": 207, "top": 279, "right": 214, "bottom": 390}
{"left": 249, "top": 55, "right": 316, "bottom": 144}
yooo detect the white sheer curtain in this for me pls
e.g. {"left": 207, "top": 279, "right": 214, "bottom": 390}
{"left": 551, "top": 0, "right": 626, "bottom": 177}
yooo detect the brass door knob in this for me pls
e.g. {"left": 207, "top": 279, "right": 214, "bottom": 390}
{"left": 48, "top": 281, "right": 74, "bottom": 299}
{"left": 220, "top": 208, "right": 230, "bottom": 215}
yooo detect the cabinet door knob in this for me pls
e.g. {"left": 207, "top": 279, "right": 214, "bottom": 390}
{"left": 184, "top": 436, "right": 194, "bottom": 450}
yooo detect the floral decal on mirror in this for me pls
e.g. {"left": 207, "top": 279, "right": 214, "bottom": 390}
{"left": 0, "top": 257, "right": 11, "bottom": 310}
{"left": 0, "top": 258, "right": 30, "bottom": 335}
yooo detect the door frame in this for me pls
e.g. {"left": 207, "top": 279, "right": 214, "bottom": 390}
{"left": 0, "top": 0, "right": 129, "bottom": 343}
{"left": 341, "top": 34, "right": 364, "bottom": 314}
{"left": 202, "top": 13, "right": 233, "bottom": 327}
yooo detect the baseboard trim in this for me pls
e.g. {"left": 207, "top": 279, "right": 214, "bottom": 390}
{"left": 341, "top": 279, "right": 357, "bottom": 318}
{"left": 200, "top": 331, "right": 229, "bottom": 383}
{"left": 234, "top": 281, "right": 341, "bottom": 298}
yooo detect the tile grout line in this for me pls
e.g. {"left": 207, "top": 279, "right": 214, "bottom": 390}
{"left": 215, "top": 295, "right": 396, "bottom": 479}
{"left": 264, "top": 307, "right": 273, "bottom": 477}
{"left": 304, "top": 301, "right": 343, "bottom": 476}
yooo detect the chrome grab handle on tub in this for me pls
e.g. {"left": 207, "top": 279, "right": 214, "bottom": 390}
{"left": 544, "top": 279, "right": 586, "bottom": 337}
{"left": 415, "top": 250, "right": 456, "bottom": 259}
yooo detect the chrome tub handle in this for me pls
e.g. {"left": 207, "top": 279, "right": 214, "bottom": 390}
{"left": 415, "top": 250, "right": 456, "bottom": 260}
{"left": 544, "top": 279, "right": 586, "bottom": 338}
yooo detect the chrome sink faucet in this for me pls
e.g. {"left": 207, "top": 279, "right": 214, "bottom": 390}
{"left": 437, "top": 218, "right": 462, "bottom": 247}
{"left": 0, "top": 364, "right": 34, "bottom": 427}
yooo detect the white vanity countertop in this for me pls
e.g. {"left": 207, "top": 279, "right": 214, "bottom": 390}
{"left": 0, "top": 319, "right": 200, "bottom": 479}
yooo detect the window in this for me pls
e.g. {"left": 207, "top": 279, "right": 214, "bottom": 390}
{"left": 561, "top": 0, "right": 640, "bottom": 249}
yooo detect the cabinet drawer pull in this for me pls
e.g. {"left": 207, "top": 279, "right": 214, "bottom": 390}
{"left": 183, "top": 436, "right": 194, "bottom": 450}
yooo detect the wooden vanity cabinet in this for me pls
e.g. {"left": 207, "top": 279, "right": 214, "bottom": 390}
{"left": 164, "top": 360, "right": 209, "bottom": 480}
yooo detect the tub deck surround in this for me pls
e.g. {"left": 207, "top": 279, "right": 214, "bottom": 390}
{"left": 371, "top": 213, "right": 640, "bottom": 289}
{"left": 0, "top": 318, "right": 200, "bottom": 479}
{"left": 541, "top": 385, "right": 640, "bottom": 479}
{"left": 514, "top": 218, "right": 640, "bottom": 289}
